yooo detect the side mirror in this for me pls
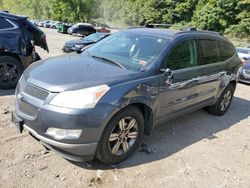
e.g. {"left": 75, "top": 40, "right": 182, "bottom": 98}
{"left": 160, "top": 68, "right": 174, "bottom": 84}
{"left": 160, "top": 68, "right": 173, "bottom": 77}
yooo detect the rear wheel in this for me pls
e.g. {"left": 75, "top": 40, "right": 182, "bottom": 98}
{"left": 96, "top": 106, "right": 144, "bottom": 164}
{"left": 207, "top": 84, "right": 235, "bottom": 116}
{"left": 0, "top": 56, "right": 23, "bottom": 89}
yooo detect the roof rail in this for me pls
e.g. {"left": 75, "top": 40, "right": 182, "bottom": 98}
{"left": 144, "top": 23, "right": 196, "bottom": 30}
{"left": 128, "top": 23, "right": 223, "bottom": 36}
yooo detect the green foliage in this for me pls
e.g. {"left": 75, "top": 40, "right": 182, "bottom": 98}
{"left": 0, "top": 0, "right": 249, "bottom": 38}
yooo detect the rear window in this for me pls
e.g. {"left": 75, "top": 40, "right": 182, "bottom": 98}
{"left": 197, "top": 39, "right": 220, "bottom": 65}
{"left": 0, "top": 18, "right": 14, "bottom": 29}
{"left": 217, "top": 41, "right": 235, "bottom": 61}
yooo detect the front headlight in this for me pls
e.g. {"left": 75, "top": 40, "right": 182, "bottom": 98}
{"left": 74, "top": 44, "right": 84, "bottom": 48}
{"left": 50, "top": 85, "right": 110, "bottom": 109}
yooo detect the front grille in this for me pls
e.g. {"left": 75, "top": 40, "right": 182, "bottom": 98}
{"left": 24, "top": 83, "right": 49, "bottom": 101}
{"left": 16, "top": 77, "right": 49, "bottom": 118}
{"left": 19, "top": 78, "right": 49, "bottom": 101}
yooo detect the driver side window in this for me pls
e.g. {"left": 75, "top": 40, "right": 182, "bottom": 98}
{"left": 166, "top": 40, "right": 197, "bottom": 70}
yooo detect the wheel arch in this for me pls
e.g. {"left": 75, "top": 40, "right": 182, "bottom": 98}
{"left": 108, "top": 102, "right": 155, "bottom": 136}
{"left": 229, "top": 80, "right": 236, "bottom": 89}
{"left": 0, "top": 52, "right": 21, "bottom": 62}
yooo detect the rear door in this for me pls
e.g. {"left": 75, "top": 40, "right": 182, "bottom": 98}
{"left": 157, "top": 39, "right": 203, "bottom": 120}
{"left": 194, "top": 39, "right": 224, "bottom": 103}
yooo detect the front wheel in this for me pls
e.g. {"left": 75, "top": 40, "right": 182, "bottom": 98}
{"left": 0, "top": 56, "right": 23, "bottom": 89}
{"left": 96, "top": 106, "right": 144, "bottom": 164}
{"left": 207, "top": 84, "right": 235, "bottom": 116}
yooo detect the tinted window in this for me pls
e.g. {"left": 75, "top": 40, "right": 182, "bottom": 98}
{"left": 197, "top": 39, "right": 220, "bottom": 65}
{"left": 0, "top": 18, "right": 14, "bottom": 29}
{"left": 79, "top": 25, "right": 85, "bottom": 29}
{"left": 217, "top": 41, "right": 235, "bottom": 61}
{"left": 166, "top": 40, "right": 197, "bottom": 70}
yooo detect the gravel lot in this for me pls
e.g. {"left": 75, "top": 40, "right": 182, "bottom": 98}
{"left": 1, "top": 28, "right": 250, "bottom": 188}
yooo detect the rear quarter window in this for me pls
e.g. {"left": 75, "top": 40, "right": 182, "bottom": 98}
{"left": 0, "top": 18, "right": 14, "bottom": 29}
{"left": 217, "top": 41, "right": 235, "bottom": 61}
{"left": 196, "top": 39, "right": 220, "bottom": 65}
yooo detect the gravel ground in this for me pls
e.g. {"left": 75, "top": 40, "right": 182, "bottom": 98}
{"left": 0, "top": 28, "right": 250, "bottom": 188}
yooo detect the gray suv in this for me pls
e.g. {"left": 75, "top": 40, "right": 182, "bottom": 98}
{"left": 12, "top": 28, "right": 241, "bottom": 164}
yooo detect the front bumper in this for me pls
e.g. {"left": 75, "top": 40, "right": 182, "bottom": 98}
{"left": 25, "top": 124, "right": 98, "bottom": 162}
{"left": 12, "top": 110, "right": 98, "bottom": 162}
{"left": 13, "top": 78, "right": 119, "bottom": 162}
{"left": 239, "top": 72, "right": 250, "bottom": 84}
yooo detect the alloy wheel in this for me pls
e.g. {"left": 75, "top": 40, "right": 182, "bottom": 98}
{"left": 0, "top": 63, "right": 20, "bottom": 85}
{"left": 108, "top": 117, "right": 138, "bottom": 156}
{"left": 220, "top": 90, "right": 232, "bottom": 111}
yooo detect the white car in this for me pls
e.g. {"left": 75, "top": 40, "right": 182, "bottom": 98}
{"left": 236, "top": 47, "right": 250, "bottom": 60}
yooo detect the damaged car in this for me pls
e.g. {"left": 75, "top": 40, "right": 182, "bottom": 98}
{"left": 0, "top": 11, "right": 48, "bottom": 89}
{"left": 12, "top": 28, "right": 240, "bottom": 164}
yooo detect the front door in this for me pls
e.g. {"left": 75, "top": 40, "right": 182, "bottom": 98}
{"left": 157, "top": 39, "right": 203, "bottom": 121}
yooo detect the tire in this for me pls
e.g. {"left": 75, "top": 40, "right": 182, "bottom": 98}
{"left": 96, "top": 106, "right": 144, "bottom": 164}
{"left": 207, "top": 84, "right": 235, "bottom": 116}
{"left": 0, "top": 56, "right": 23, "bottom": 89}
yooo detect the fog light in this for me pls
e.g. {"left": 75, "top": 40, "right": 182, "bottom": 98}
{"left": 45, "top": 128, "right": 82, "bottom": 140}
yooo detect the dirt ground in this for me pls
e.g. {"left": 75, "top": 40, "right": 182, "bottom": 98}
{"left": 0, "top": 28, "right": 250, "bottom": 188}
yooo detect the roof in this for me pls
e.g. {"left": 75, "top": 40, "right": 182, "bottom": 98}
{"left": 0, "top": 11, "right": 27, "bottom": 20}
{"left": 124, "top": 28, "right": 227, "bottom": 41}
{"left": 76, "top": 22, "right": 93, "bottom": 26}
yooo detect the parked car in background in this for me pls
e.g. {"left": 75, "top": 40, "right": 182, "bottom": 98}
{"left": 239, "top": 60, "right": 250, "bottom": 84}
{"left": 63, "top": 33, "right": 110, "bottom": 53}
{"left": 43, "top": 20, "right": 53, "bottom": 28}
{"left": 0, "top": 11, "right": 48, "bottom": 89}
{"left": 96, "top": 27, "right": 111, "bottom": 33}
{"left": 12, "top": 27, "right": 240, "bottom": 164}
{"left": 50, "top": 21, "right": 60, "bottom": 29}
{"left": 37, "top": 21, "right": 44, "bottom": 27}
{"left": 67, "top": 23, "right": 96, "bottom": 36}
{"left": 236, "top": 47, "right": 250, "bottom": 60}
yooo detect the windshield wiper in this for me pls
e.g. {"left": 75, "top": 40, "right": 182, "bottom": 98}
{"left": 92, "top": 55, "right": 126, "bottom": 69}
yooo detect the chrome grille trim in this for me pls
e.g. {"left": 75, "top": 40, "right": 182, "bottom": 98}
{"left": 19, "top": 78, "right": 49, "bottom": 101}
{"left": 16, "top": 77, "right": 50, "bottom": 119}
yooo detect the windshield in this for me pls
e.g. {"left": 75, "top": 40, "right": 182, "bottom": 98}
{"left": 86, "top": 31, "right": 170, "bottom": 71}
{"left": 84, "top": 33, "right": 107, "bottom": 42}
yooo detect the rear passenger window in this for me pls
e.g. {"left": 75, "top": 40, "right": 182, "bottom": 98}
{"left": 197, "top": 39, "right": 220, "bottom": 65}
{"left": 0, "top": 18, "right": 14, "bottom": 29}
{"left": 166, "top": 40, "right": 197, "bottom": 70}
{"left": 217, "top": 41, "right": 235, "bottom": 61}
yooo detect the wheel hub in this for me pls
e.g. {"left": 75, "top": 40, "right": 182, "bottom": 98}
{"left": 108, "top": 117, "right": 138, "bottom": 156}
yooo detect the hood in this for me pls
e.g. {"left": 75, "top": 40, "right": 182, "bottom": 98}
{"left": 23, "top": 54, "right": 135, "bottom": 92}
{"left": 65, "top": 39, "right": 93, "bottom": 46}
